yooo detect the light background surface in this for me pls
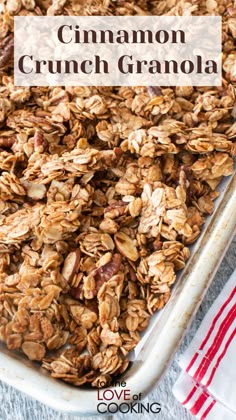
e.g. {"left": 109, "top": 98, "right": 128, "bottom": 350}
{"left": 0, "top": 236, "right": 235, "bottom": 420}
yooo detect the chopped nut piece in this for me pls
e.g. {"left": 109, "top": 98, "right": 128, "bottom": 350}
{"left": 94, "top": 253, "right": 122, "bottom": 289}
{"left": 0, "top": 34, "right": 14, "bottom": 69}
{"left": 62, "top": 250, "right": 81, "bottom": 282}
{"left": 21, "top": 179, "right": 47, "bottom": 200}
{"left": 114, "top": 232, "right": 139, "bottom": 262}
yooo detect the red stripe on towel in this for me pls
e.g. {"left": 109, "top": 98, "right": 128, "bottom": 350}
{"left": 186, "top": 288, "right": 235, "bottom": 373}
{"left": 190, "top": 392, "right": 209, "bottom": 415}
{"left": 205, "top": 328, "right": 236, "bottom": 387}
{"left": 181, "top": 384, "right": 198, "bottom": 405}
{"left": 193, "top": 304, "right": 236, "bottom": 382}
{"left": 200, "top": 400, "right": 216, "bottom": 420}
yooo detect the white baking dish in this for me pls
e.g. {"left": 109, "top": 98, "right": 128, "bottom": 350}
{"left": 0, "top": 173, "right": 235, "bottom": 416}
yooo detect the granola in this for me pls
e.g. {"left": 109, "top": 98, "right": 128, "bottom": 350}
{"left": 0, "top": 0, "right": 235, "bottom": 388}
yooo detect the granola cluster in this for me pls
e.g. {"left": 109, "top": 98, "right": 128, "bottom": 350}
{"left": 0, "top": 0, "right": 235, "bottom": 388}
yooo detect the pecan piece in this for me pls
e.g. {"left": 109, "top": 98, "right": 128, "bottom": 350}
{"left": 0, "top": 34, "right": 14, "bottom": 69}
{"left": 147, "top": 86, "right": 162, "bottom": 97}
{"left": 0, "top": 135, "right": 16, "bottom": 148}
{"left": 95, "top": 253, "right": 122, "bottom": 290}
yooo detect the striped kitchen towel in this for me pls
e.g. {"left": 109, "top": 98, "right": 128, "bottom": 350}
{"left": 173, "top": 269, "right": 236, "bottom": 420}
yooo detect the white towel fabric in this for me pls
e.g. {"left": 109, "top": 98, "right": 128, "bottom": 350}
{"left": 173, "top": 269, "right": 236, "bottom": 419}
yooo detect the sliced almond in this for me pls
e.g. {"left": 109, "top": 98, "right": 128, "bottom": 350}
{"left": 62, "top": 249, "right": 81, "bottom": 282}
{"left": 27, "top": 183, "right": 46, "bottom": 200}
{"left": 114, "top": 232, "right": 139, "bottom": 262}
{"left": 21, "top": 179, "right": 46, "bottom": 200}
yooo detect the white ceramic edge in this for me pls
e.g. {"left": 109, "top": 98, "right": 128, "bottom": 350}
{"left": 0, "top": 174, "right": 235, "bottom": 415}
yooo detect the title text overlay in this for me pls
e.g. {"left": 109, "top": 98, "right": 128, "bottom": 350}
{"left": 14, "top": 16, "right": 222, "bottom": 86}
